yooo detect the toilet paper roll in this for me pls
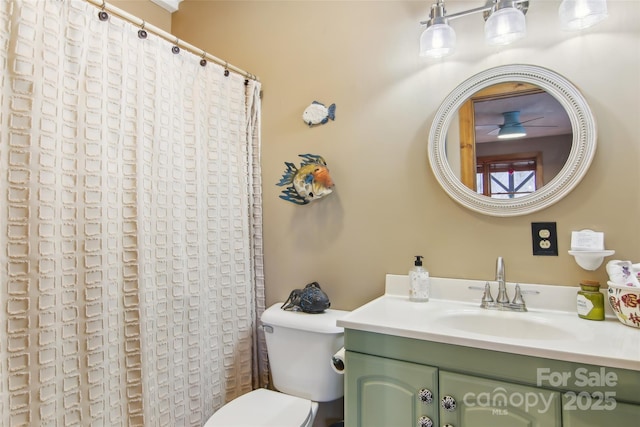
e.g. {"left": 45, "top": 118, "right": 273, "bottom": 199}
{"left": 331, "top": 347, "right": 346, "bottom": 375}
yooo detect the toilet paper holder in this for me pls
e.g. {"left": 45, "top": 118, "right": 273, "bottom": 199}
{"left": 331, "top": 347, "right": 346, "bottom": 374}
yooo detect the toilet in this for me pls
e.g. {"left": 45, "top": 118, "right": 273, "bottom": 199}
{"left": 204, "top": 303, "right": 349, "bottom": 427}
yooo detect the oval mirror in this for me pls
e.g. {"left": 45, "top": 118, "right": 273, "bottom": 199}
{"left": 428, "top": 64, "right": 596, "bottom": 217}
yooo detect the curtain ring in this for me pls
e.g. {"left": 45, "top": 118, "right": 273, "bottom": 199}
{"left": 200, "top": 51, "right": 207, "bottom": 67}
{"left": 224, "top": 62, "right": 230, "bottom": 77}
{"left": 138, "top": 21, "right": 147, "bottom": 39}
{"left": 98, "top": 1, "right": 109, "bottom": 21}
{"left": 172, "top": 38, "right": 180, "bottom": 54}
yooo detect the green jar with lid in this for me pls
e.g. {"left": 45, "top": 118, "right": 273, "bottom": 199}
{"left": 576, "top": 280, "right": 604, "bottom": 320}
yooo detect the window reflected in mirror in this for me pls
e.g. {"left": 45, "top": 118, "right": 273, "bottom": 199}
{"left": 476, "top": 153, "right": 541, "bottom": 198}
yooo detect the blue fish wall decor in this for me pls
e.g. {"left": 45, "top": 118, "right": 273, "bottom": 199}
{"left": 302, "top": 101, "right": 336, "bottom": 127}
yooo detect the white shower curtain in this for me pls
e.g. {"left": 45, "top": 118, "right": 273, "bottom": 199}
{"left": 0, "top": 1, "right": 267, "bottom": 425}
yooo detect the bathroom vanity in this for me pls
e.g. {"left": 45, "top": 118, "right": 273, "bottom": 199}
{"left": 337, "top": 275, "right": 640, "bottom": 427}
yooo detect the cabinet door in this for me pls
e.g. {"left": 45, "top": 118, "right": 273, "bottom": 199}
{"left": 562, "top": 394, "right": 640, "bottom": 426}
{"left": 345, "top": 351, "right": 438, "bottom": 427}
{"left": 439, "top": 371, "right": 562, "bottom": 427}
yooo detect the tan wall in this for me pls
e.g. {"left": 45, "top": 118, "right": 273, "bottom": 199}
{"left": 172, "top": 1, "right": 640, "bottom": 311}
{"left": 111, "top": 0, "right": 172, "bottom": 32}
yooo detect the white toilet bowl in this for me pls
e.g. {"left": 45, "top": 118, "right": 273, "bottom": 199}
{"left": 203, "top": 388, "right": 318, "bottom": 427}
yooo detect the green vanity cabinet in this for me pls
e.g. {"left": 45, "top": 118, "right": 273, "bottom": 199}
{"left": 345, "top": 351, "right": 439, "bottom": 427}
{"left": 344, "top": 352, "right": 561, "bottom": 427}
{"left": 439, "top": 370, "right": 561, "bottom": 427}
{"left": 562, "top": 397, "right": 639, "bottom": 426}
{"left": 344, "top": 329, "right": 640, "bottom": 427}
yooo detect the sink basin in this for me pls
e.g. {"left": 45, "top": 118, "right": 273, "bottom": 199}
{"left": 434, "top": 310, "right": 582, "bottom": 340}
{"left": 336, "top": 275, "right": 640, "bottom": 370}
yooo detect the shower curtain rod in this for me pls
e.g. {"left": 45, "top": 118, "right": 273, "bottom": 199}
{"left": 85, "top": 0, "right": 259, "bottom": 82}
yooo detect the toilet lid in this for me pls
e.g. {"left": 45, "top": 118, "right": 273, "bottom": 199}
{"left": 204, "top": 388, "right": 312, "bottom": 427}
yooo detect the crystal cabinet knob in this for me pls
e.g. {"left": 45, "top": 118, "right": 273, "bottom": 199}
{"left": 417, "top": 415, "right": 433, "bottom": 427}
{"left": 418, "top": 388, "right": 434, "bottom": 404}
{"left": 441, "top": 395, "right": 457, "bottom": 411}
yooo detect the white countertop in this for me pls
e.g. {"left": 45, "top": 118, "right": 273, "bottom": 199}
{"left": 337, "top": 275, "right": 640, "bottom": 371}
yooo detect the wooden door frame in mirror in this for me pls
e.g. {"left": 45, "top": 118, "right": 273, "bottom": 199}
{"left": 428, "top": 64, "right": 596, "bottom": 217}
{"left": 459, "top": 82, "right": 543, "bottom": 190}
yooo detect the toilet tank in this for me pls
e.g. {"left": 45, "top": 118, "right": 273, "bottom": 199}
{"left": 261, "top": 303, "right": 349, "bottom": 402}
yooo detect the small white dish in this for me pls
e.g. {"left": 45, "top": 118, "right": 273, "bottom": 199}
{"left": 568, "top": 249, "right": 615, "bottom": 270}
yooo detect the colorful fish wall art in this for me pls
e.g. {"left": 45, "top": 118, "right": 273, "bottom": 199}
{"left": 276, "top": 154, "right": 335, "bottom": 205}
{"left": 302, "top": 101, "right": 336, "bottom": 127}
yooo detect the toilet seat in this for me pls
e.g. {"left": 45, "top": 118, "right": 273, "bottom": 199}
{"left": 204, "top": 388, "right": 314, "bottom": 427}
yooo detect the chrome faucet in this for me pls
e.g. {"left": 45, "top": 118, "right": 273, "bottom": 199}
{"left": 496, "top": 256, "right": 508, "bottom": 304}
{"left": 479, "top": 256, "right": 527, "bottom": 312}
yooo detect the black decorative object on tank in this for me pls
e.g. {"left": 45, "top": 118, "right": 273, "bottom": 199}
{"left": 281, "top": 282, "right": 331, "bottom": 313}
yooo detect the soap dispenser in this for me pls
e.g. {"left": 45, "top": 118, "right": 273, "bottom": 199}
{"left": 409, "top": 255, "right": 430, "bottom": 302}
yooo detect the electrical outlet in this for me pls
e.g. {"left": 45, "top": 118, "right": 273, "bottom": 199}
{"left": 531, "top": 222, "right": 558, "bottom": 256}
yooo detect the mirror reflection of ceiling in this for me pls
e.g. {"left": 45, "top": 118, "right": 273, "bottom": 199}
{"left": 473, "top": 92, "right": 572, "bottom": 144}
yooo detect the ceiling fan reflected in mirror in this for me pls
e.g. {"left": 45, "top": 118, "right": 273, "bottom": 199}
{"left": 478, "top": 110, "right": 557, "bottom": 139}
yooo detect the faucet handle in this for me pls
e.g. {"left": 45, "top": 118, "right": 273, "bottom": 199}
{"left": 511, "top": 284, "right": 527, "bottom": 308}
{"left": 480, "top": 282, "right": 494, "bottom": 308}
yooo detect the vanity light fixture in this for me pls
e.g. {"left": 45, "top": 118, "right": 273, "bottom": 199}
{"left": 420, "top": 0, "right": 608, "bottom": 58}
{"left": 419, "top": 0, "right": 528, "bottom": 58}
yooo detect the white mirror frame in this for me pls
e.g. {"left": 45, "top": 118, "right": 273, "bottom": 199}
{"left": 428, "top": 64, "right": 596, "bottom": 217}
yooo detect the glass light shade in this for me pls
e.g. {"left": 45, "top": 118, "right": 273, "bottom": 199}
{"left": 420, "top": 23, "right": 456, "bottom": 58}
{"left": 559, "top": 0, "right": 608, "bottom": 30}
{"left": 497, "top": 125, "right": 527, "bottom": 139}
{"left": 484, "top": 7, "right": 526, "bottom": 46}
